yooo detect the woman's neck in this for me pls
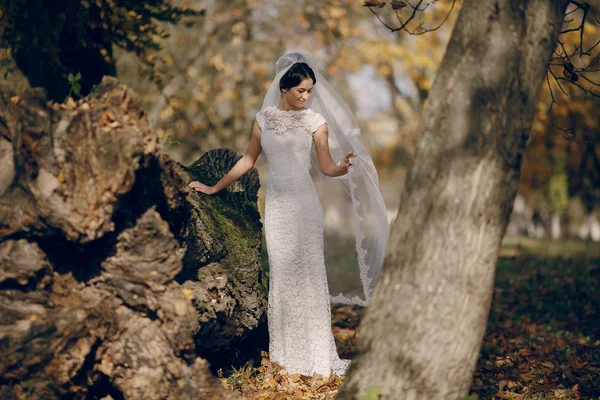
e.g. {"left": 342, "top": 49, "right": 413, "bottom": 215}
{"left": 277, "top": 98, "right": 304, "bottom": 111}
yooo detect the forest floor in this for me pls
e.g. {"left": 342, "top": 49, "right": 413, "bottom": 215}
{"left": 219, "top": 238, "right": 600, "bottom": 399}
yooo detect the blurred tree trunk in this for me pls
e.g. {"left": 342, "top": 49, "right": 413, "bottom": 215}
{"left": 0, "top": 77, "right": 265, "bottom": 399}
{"left": 338, "top": 0, "right": 569, "bottom": 399}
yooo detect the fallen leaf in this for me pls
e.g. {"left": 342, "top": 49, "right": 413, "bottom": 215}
{"left": 518, "top": 349, "right": 533, "bottom": 357}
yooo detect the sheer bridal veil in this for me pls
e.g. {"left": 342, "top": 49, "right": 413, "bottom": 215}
{"left": 260, "top": 52, "right": 390, "bottom": 306}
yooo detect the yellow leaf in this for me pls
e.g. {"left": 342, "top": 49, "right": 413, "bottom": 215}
{"left": 182, "top": 288, "right": 194, "bottom": 301}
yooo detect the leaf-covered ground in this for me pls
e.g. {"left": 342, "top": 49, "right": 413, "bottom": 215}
{"left": 220, "top": 239, "right": 600, "bottom": 399}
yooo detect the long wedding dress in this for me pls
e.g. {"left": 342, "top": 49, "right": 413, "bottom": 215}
{"left": 256, "top": 105, "right": 351, "bottom": 377}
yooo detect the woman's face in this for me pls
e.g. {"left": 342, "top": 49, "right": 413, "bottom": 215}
{"left": 283, "top": 78, "right": 314, "bottom": 109}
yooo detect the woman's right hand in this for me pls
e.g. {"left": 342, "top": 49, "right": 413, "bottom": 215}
{"left": 188, "top": 181, "right": 217, "bottom": 195}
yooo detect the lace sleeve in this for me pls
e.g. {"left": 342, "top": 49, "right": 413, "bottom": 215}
{"left": 307, "top": 112, "right": 327, "bottom": 135}
{"left": 255, "top": 110, "right": 265, "bottom": 131}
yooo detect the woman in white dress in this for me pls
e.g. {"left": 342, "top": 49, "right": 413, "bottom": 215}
{"left": 189, "top": 53, "right": 389, "bottom": 377}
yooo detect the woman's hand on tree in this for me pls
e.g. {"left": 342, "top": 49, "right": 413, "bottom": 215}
{"left": 188, "top": 181, "right": 217, "bottom": 195}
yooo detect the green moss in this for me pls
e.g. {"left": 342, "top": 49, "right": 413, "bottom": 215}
{"left": 195, "top": 195, "right": 262, "bottom": 284}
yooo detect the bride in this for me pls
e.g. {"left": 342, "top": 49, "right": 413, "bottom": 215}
{"left": 189, "top": 52, "right": 389, "bottom": 377}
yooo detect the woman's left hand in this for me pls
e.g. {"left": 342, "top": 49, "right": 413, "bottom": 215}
{"left": 337, "top": 152, "right": 356, "bottom": 175}
{"left": 188, "top": 181, "right": 217, "bottom": 195}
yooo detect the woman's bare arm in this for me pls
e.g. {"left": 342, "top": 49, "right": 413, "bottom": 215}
{"left": 189, "top": 120, "right": 262, "bottom": 194}
{"left": 313, "top": 123, "right": 355, "bottom": 177}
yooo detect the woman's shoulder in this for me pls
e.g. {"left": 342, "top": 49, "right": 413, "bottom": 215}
{"left": 305, "top": 107, "right": 320, "bottom": 116}
{"left": 305, "top": 108, "right": 326, "bottom": 124}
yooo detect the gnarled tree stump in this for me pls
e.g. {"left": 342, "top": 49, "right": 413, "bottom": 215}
{"left": 0, "top": 77, "right": 266, "bottom": 399}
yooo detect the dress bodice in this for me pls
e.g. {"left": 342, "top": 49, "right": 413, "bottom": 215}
{"left": 256, "top": 106, "right": 327, "bottom": 180}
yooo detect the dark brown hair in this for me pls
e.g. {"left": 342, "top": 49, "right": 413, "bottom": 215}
{"left": 279, "top": 62, "right": 316, "bottom": 91}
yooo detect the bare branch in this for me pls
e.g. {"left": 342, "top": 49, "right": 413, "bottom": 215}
{"left": 391, "top": 0, "right": 425, "bottom": 32}
{"left": 561, "top": 1, "right": 591, "bottom": 57}
{"left": 551, "top": 118, "right": 576, "bottom": 141}
{"left": 544, "top": 69, "right": 586, "bottom": 144}
{"left": 368, "top": 7, "right": 398, "bottom": 31}
{"left": 578, "top": 73, "right": 600, "bottom": 87}
{"left": 546, "top": 69, "right": 558, "bottom": 114}
{"left": 582, "top": 38, "right": 600, "bottom": 57}
{"left": 556, "top": 76, "right": 600, "bottom": 98}
{"left": 565, "top": 0, "right": 585, "bottom": 16}
{"left": 562, "top": 127, "right": 596, "bottom": 145}
{"left": 367, "top": 0, "right": 455, "bottom": 35}
{"left": 548, "top": 67, "right": 569, "bottom": 96}
{"left": 549, "top": 1, "right": 600, "bottom": 124}
{"left": 404, "top": 0, "right": 431, "bottom": 11}
{"left": 406, "top": 0, "right": 457, "bottom": 35}
{"left": 592, "top": 7, "right": 600, "bottom": 24}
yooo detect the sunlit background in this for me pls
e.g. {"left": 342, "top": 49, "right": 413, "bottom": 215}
{"left": 3, "top": 0, "right": 599, "bottom": 245}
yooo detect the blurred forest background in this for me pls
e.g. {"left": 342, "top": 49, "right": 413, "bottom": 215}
{"left": 1, "top": 0, "right": 598, "bottom": 243}
{"left": 1, "top": 1, "right": 600, "bottom": 398}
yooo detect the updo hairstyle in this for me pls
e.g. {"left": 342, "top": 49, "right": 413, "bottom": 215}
{"left": 279, "top": 62, "right": 316, "bottom": 92}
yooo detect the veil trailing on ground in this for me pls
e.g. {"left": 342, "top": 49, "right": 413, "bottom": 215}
{"left": 260, "top": 52, "right": 389, "bottom": 306}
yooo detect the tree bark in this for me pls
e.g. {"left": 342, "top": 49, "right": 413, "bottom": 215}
{"left": 0, "top": 77, "right": 265, "bottom": 399}
{"left": 338, "top": 1, "right": 569, "bottom": 399}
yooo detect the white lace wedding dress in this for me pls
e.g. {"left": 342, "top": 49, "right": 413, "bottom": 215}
{"left": 256, "top": 105, "right": 351, "bottom": 377}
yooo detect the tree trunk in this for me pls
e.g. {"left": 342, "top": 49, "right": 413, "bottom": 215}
{"left": 337, "top": 1, "right": 569, "bottom": 399}
{"left": 551, "top": 212, "right": 562, "bottom": 239}
{"left": 0, "top": 77, "right": 265, "bottom": 399}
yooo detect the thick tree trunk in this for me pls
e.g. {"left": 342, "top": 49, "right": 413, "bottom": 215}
{"left": 338, "top": 1, "right": 569, "bottom": 399}
{"left": 0, "top": 77, "right": 265, "bottom": 399}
